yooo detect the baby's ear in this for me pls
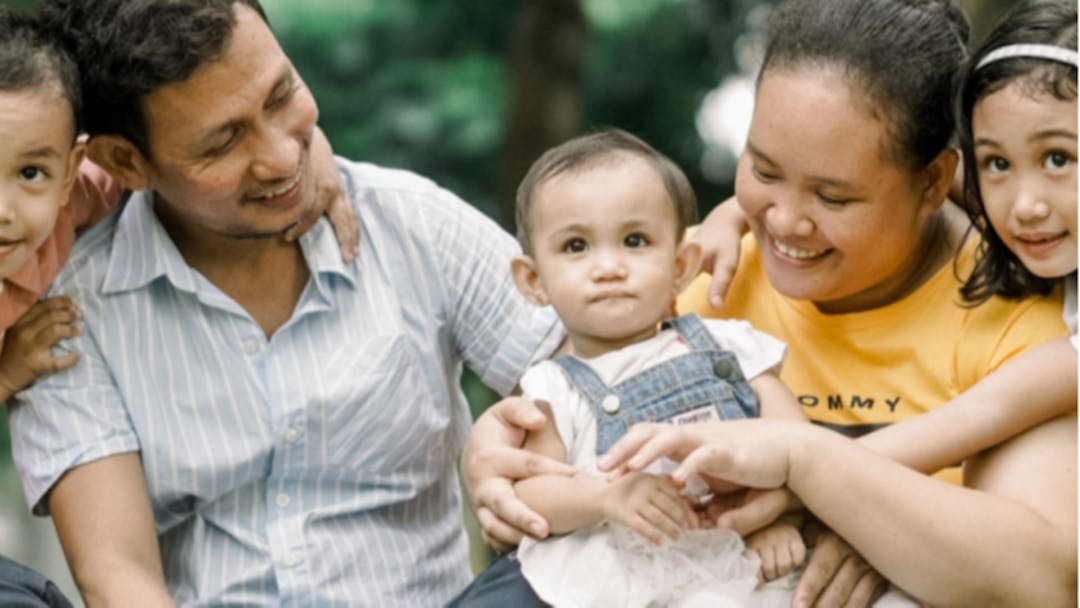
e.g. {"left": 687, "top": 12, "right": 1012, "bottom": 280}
{"left": 673, "top": 240, "right": 703, "bottom": 294}
{"left": 87, "top": 135, "right": 153, "bottom": 191}
{"left": 510, "top": 254, "right": 549, "bottom": 306}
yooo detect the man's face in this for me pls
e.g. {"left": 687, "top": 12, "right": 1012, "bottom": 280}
{"left": 138, "top": 3, "right": 320, "bottom": 241}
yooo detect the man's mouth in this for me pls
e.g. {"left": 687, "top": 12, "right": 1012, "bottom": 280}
{"left": 246, "top": 172, "right": 303, "bottom": 206}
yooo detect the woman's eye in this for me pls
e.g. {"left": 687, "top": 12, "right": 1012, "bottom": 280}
{"left": 752, "top": 165, "right": 777, "bottom": 182}
{"left": 563, "top": 238, "right": 587, "bottom": 253}
{"left": 624, "top": 233, "right": 648, "bottom": 248}
{"left": 816, "top": 193, "right": 851, "bottom": 206}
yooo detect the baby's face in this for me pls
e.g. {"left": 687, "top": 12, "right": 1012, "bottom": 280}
{"left": 0, "top": 86, "right": 82, "bottom": 280}
{"left": 526, "top": 157, "right": 685, "bottom": 357}
{"left": 973, "top": 82, "right": 1078, "bottom": 278}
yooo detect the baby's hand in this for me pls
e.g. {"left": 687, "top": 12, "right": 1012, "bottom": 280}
{"left": 603, "top": 472, "right": 689, "bottom": 545}
{"left": 746, "top": 521, "right": 806, "bottom": 583}
{"left": 0, "top": 296, "right": 81, "bottom": 399}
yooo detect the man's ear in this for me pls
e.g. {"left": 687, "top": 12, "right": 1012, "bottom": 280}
{"left": 918, "top": 147, "right": 960, "bottom": 218}
{"left": 57, "top": 139, "right": 88, "bottom": 209}
{"left": 673, "top": 239, "right": 703, "bottom": 294}
{"left": 510, "top": 254, "right": 549, "bottom": 307}
{"left": 87, "top": 135, "right": 153, "bottom": 191}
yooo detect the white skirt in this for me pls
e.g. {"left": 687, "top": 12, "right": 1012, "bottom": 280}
{"left": 518, "top": 524, "right": 790, "bottom": 608}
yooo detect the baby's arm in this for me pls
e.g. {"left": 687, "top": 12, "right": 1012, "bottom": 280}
{"left": 859, "top": 337, "right": 1077, "bottom": 474}
{"left": 513, "top": 402, "right": 690, "bottom": 544}
{"left": 0, "top": 297, "right": 81, "bottom": 403}
{"left": 745, "top": 512, "right": 806, "bottom": 582}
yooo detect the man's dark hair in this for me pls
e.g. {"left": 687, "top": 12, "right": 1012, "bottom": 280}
{"left": 40, "top": 0, "right": 268, "bottom": 155}
{"left": 0, "top": 6, "right": 81, "bottom": 137}
{"left": 515, "top": 128, "right": 698, "bottom": 255}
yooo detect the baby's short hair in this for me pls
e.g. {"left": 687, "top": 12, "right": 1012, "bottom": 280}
{"left": 515, "top": 128, "right": 698, "bottom": 254}
{"left": 0, "top": 7, "right": 80, "bottom": 136}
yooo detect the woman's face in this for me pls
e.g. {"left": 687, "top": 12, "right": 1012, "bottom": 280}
{"left": 736, "top": 67, "right": 946, "bottom": 313}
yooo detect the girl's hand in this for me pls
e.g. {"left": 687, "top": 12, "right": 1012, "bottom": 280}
{"left": 282, "top": 127, "right": 360, "bottom": 263}
{"left": 0, "top": 296, "right": 82, "bottom": 400}
{"left": 602, "top": 472, "right": 689, "bottom": 545}
{"left": 691, "top": 197, "right": 748, "bottom": 308}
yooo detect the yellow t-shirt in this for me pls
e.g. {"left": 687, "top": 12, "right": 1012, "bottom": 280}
{"left": 679, "top": 234, "right": 1068, "bottom": 436}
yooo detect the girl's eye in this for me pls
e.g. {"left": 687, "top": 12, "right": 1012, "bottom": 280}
{"left": 984, "top": 156, "right": 1010, "bottom": 173}
{"left": 562, "top": 238, "right": 587, "bottom": 253}
{"left": 18, "top": 166, "right": 45, "bottom": 183}
{"left": 1043, "top": 150, "right": 1073, "bottom": 171}
{"left": 624, "top": 233, "right": 648, "bottom": 248}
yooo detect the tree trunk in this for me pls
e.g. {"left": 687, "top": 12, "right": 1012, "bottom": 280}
{"left": 499, "top": 0, "right": 587, "bottom": 232}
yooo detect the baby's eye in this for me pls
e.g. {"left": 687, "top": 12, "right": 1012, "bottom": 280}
{"left": 1043, "top": 150, "right": 1073, "bottom": 171}
{"left": 624, "top": 233, "right": 648, "bottom": 248}
{"left": 562, "top": 238, "right": 587, "bottom": 253}
{"left": 18, "top": 166, "right": 46, "bottom": 183}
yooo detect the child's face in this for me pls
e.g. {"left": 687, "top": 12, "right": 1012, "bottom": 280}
{"left": 973, "top": 82, "right": 1078, "bottom": 278}
{"left": 0, "top": 86, "right": 83, "bottom": 279}
{"left": 513, "top": 156, "right": 696, "bottom": 359}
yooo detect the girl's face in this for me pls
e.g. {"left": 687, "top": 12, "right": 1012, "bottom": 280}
{"left": 973, "top": 82, "right": 1078, "bottom": 278}
{"left": 736, "top": 68, "right": 951, "bottom": 313}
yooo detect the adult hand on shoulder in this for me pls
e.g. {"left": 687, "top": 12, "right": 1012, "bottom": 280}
{"left": 461, "top": 396, "right": 576, "bottom": 552}
{"left": 690, "top": 196, "right": 748, "bottom": 309}
{"left": 282, "top": 126, "right": 359, "bottom": 263}
{"left": 794, "top": 522, "right": 888, "bottom": 608}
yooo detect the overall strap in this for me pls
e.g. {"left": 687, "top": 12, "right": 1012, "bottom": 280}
{"left": 662, "top": 313, "right": 722, "bottom": 352}
{"left": 553, "top": 356, "right": 612, "bottom": 406}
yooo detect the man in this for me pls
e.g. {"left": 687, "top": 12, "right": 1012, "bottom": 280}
{"left": 10, "top": 1, "right": 562, "bottom": 605}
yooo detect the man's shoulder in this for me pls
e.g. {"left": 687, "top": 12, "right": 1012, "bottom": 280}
{"left": 338, "top": 158, "right": 445, "bottom": 201}
{"left": 50, "top": 207, "right": 121, "bottom": 293}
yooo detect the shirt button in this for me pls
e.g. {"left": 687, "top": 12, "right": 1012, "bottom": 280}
{"left": 284, "top": 427, "right": 300, "bottom": 444}
{"left": 241, "top": 338, "right": 259, "bottom": 355}
{"left": 601, "top": 394, "right": 620, "bottom": 414}
{"left": 276, "top": 493, "right": 290, "bottom": 509}
{"left": 713, "top": 359, "right": 734, "bottom": 379}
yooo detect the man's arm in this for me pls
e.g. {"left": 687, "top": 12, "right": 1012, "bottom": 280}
{"left": 49, "top": 453, "right": 174, "bottom": 608}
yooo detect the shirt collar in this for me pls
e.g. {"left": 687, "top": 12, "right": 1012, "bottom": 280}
{"left": 102, "top": 189, "right": 356, "bottom": 295}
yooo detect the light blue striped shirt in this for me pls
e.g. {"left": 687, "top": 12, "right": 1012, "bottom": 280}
{"left": 10, "top": 159, "right": 562, "bottom": 607}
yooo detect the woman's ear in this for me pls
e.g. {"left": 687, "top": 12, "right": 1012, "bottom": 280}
{"left": 673, "top": 240, "right": 703, "bottom": 294}
{"left": 510, "top": 254, "right": 549, "bottom": 307}
{"left": 918, "top": 147, "right": 960, "bottom": 217}
{"left": 87, "top": 135, "right": 153, "bottom": 191}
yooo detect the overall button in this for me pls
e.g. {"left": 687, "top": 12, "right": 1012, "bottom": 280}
{"left": 601, "top": 394, "right": 620, "bottom": 414}
{"left": 713, "top": 359, "right": 734, "bottom": 379}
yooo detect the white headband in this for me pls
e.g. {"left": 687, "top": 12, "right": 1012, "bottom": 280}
{"left": 976, "top": 43, "right": 1079, "bottom": 71}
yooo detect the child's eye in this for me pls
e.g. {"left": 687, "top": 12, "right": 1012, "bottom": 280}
{"left": 624, "top": 233, "right": 648, "bottom": 248}
{"left": 1043, "top": 150, "right": 1073, "bottom": 171}
{"left": 562, "top": 238, "right": 587, "bottom": 253}
{"left": 983, "top": 156, "right": 1010, "bottom": 173}
{"left": 18, "top": 166, "right": 46, "bottom": 183}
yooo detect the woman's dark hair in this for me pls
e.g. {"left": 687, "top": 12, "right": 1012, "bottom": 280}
{"left": 0, "top": 7, "right": 81, "bottom": 137}
{"left": 40, "top": 0, "right": 268, "bottom": 156}
{"left": 760, "top": 0, "right": 970, "bottom": 171}
{"left": 515, "top": 128, "right": 698, "bottom": 255}
{"left": 957, "top": 1, "right": 1077, "bottom": 304}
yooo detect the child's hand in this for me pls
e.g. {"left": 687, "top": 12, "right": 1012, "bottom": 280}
{"left": 746, "top": 521, "right": 806, "bottom": 583}
{"left": 0, "top": 296, "right": 82, "bottom": 399}
{"left": 282, "top": 126, "right": 359, "bottom": 263}
{"left": 602, "top": 472, "right": 689, "bottom": 545}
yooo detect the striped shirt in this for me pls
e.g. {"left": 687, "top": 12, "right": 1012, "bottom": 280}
{"left": 10, "top": 159, "right": 562, "bottom": 607}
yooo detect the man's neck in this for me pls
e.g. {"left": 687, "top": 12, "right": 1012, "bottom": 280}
{"left": 155, "top": 203, "right": 311, "bottom": 338}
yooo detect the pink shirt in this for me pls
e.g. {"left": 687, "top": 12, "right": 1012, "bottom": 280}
{"left": 0, "top": 161, "right": 121, "bottom": 334}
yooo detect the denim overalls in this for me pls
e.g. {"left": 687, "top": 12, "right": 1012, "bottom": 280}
{"left": 555, "top": 314, "right": 760, "bottom": 455}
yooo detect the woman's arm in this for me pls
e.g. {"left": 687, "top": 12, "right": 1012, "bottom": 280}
{"left": 858, "top": 337, "right": 1077, "bottom": 474}
{"left": 49, "top": 452, "right": 175, "bottom": 608}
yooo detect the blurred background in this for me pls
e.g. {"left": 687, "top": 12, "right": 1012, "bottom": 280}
{"left": 0, "top": 0, "right": 1022, "bottom": 604}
